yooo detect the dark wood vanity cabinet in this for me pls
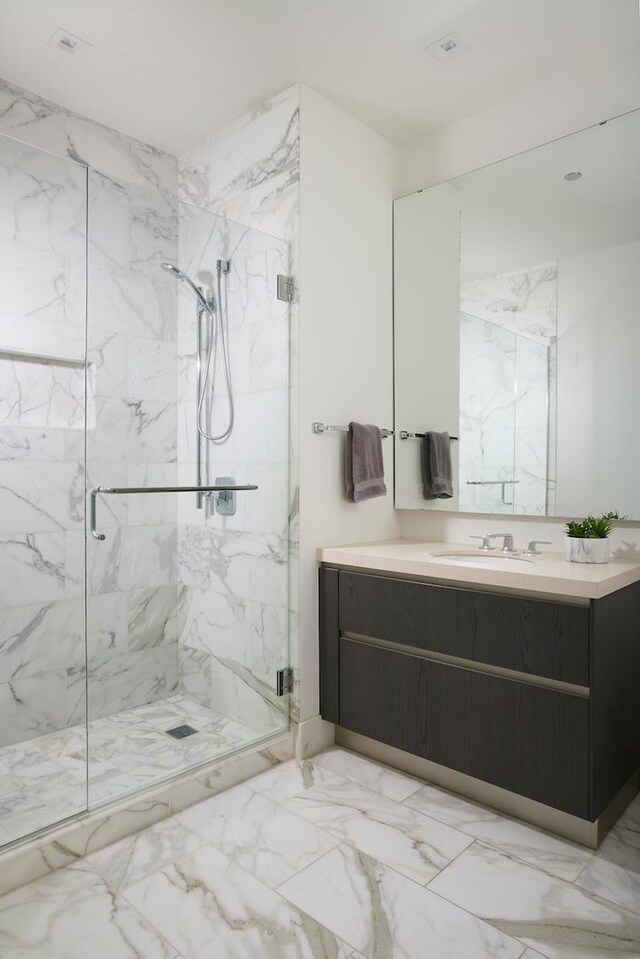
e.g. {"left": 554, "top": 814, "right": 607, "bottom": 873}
{"left": 319, "top": 567, "right": 640, "bottom": 822}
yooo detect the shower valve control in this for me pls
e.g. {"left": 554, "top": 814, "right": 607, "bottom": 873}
{"left": 214, "top": 476, "right": 237, "bottom": 516}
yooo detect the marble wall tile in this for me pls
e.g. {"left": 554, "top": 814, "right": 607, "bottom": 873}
{"left": 0, "top": 598, "right": 84, "bottom": 683}
{"left": 0, "top": 80, "right": 67, "bottom": 155}
{"left": 0, "top": 239, "right": 66, "bottom": 325}
{"left": 0, "top": 671, "right": 67, "bottom": 746}
{"left": 0, "top": 426, "right": 65, "bottom": 462}
{"left": 127, "top": 586, "right": 179, "bottom": 651}
{"left": 0, "top": 532, "right": 66, "bottom": 606}
{"left": 0, "top": 355, "right": 85, "bottom": 431}
{"left": 127, "top": 337, "right": 177, "bottom": 403}
{"left": 0, "top": 461, "right": 83, "bottom": 533}
{"left": 128, "top": 525, "right": 177, "bottom": 590}
{"left": 87, "top": 591, "right": 129, "bottom": 658}
{"left": 83, "top": 645, "right": 178, "bottom": 722}
{"left": 177, "top": 644, "right": 210, "bottom": 708}
{"left": 89, "top": 265, "right": 177, "bottom": 340}
{"left": 461, "top": 262, "right": 557, "bottom": 345}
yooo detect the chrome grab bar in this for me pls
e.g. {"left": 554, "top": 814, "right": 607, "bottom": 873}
{"left": 90, "top": 484, "right": 258, "bottom": 541}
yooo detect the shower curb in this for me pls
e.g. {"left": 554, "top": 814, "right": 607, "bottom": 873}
{"left": 0, "top": 730, "right": 293, "bottom": 897}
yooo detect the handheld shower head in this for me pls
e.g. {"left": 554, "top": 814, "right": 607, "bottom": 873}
{"left": 160, "top": 262, "right": 212, "bottom": 313}
{"left": 161, "top": 261, "right": 183, "bottom": 278}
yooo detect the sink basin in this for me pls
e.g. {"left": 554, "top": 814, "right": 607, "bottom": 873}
{"left": 430, "top": 550, "right": 534, "bottom": 571}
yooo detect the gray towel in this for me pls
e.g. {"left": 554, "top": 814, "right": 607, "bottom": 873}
{"left": 421, "top": 431, "right": 453, "bottom": 499}
{"left": 345, "top": 422, "right": 387, "bottom": 503}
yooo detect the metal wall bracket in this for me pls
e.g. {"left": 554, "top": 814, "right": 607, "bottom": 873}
{"left": 277, "top": 274, "right": 294, "bottom": 303}
{"left": 276, "top": 667, "right": 294, "bottom": 696}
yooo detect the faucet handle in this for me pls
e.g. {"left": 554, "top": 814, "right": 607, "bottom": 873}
{"left": 524, "top": 539, "right": 551, "bottom": 556}
{"left": 470, "top": 535, "right": 494, "bottom": 551}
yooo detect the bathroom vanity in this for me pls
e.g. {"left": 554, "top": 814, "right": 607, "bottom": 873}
{"left": 318, "top": 541, "right": 640, "bottom": 845}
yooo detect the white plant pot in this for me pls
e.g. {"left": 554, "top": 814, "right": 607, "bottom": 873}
{"left": 565, "top": 537, "right": 610, "bottom": 564}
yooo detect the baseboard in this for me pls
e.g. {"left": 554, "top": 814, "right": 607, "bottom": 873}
{"left": 295, "top": 715, "right": 336, "bottom": 759}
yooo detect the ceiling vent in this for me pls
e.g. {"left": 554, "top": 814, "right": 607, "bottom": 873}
{"left": 47, "top": 28, "right": 92, "bottom": 55}
{"left": 425, "top": 32, "right": 469, "bottom": 64}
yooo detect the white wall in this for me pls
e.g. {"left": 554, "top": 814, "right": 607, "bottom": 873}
{"left": 397, "top": 50, "right": 640, "bottom": 552}
{"left": 401, "top": 45, "right": 640, "bottom": 194}
{"left": 394, "top": 185, "right": 460, "bottom": 510}
{"left": 556, "top": 239, "right": 640, "bottom": 518}
{"left": 298, "top": 86, "right": 400, "bottom": 723}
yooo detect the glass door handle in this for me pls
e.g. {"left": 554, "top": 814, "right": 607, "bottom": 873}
{"left": 90, "top": 484, "right": 258, "bottom": 541}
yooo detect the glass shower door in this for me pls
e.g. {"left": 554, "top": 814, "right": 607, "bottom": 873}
{"left": 0, "top": 133, "right": 88, "bottom": 846}
{"left": 83, "top": 177, "right": 290, "bottom": 810}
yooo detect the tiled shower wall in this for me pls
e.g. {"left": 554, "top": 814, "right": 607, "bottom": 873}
{"left": 0, "top": 78, "right": 180, "bottom": 744}
{"left": 458, "top": 263, "right": 557, "bottom": 516}
{"left": 177, "top": 86, "right": 299, "bottom": 731}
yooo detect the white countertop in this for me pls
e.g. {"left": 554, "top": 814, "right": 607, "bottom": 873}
{"left": 317, "top": 539, "right": 640, "bottom": 599}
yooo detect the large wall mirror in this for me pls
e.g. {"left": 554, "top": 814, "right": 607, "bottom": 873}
{"left": 394, "top": 109, "right": 640, "bottom": 517}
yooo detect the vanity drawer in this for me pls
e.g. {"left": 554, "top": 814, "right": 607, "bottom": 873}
{"left": 338, "top": 571, "right": 589, "bottom": 686}
{"left": 339, "top": 636, "right": 590, "bottom": 818}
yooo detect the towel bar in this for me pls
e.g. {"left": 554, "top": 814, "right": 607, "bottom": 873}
{"left": 90, "top": 484, "right": 258, "bottom": 541}
{"left": 399, "top": 430, "right": 458, "bottom": 441}
{"left": 312, "top": 422, "right": 394, "bottom": 438}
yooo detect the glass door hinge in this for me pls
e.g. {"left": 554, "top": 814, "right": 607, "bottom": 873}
{"left": 276, "top": 667, "right": 294, "bottom": 696}
{"left": 277, "top": 274, "right": 294, "bottom": 303}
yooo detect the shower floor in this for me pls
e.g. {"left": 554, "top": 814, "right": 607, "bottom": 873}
{"left": 0, "top": 695, "right": 260, "bottom": 848}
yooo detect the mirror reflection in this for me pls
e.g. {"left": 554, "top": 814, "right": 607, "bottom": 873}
{"left": 394, "top": 109, "right": 640, "bottom": 517}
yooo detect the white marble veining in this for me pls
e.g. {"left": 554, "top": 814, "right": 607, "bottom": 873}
{"left": 461, "top": 262, "right": 557, "bottom": 345}
{"left": 0, "top": 694, "right": 258, "bottom": 846}
{"left": 404, "top": 782, "right": 594, "bottom": 882}
{"left": 1, "top": 748, "right": 638, "bottom": 958}
{"left": 177, "top": 781, "right": 339, "bottom": 888}
{"left": 429, "top": 840, "right": 640, "bottom": 959}
{"left": 575, "top": 793, "right": 640, "bottom": 916}
{"left": 282, "top": 776, "right": 473, "bottom": 885}
{"left": 279, "top": 843, "right": 524, "bottom": 959}
{"left": 125, "top": 843, "right": 353, "bottom": 959}
{"left": 0, "top": 861, "right": 177, "bottom": 958}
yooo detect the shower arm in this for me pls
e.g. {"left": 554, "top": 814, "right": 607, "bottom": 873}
{"left": 90, "top": 484, "right": 258, "bottom": 541}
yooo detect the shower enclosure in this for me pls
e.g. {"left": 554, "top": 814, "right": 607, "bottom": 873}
{"left": 0, "top": 131, "right": 291, "bottom": 848}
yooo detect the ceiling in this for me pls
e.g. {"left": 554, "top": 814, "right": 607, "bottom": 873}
{"left": 0, "top": 0, "right": 638, "bottom": 156}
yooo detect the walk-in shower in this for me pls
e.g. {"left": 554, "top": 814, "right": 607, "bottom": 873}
{"left": 0, "top": 130, "right": 291, "bottom": 849}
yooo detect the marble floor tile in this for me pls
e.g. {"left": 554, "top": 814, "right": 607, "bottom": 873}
{"left": 0, "top": 861, "right": 177, "bottom": 958}
{"left": 84, "top": 814, "right": 202, "bottom": 894}
{"left": 281, "top": 776, "right": 473, "bottom": 885}
{"left": 0, "top": 693, "right": 260, "bottom": 846}
{"left": 575, "top": 795, "right": 640, "bottom": 916}
{"left": 278, "top": 843, "right": 524, "bottom": 959}
{"left": 177, "top": 781, "right": 339, "bottom": 888}
{"left": 404, "top": 781, "right": 594, "bottom": 881}
{"left": 123, "top": 842, "right": 355, "bottom": 959}
{"left": 312, "top": 749, "right": 422, "bottom": 803}
{"left": 428, "top": 840, "right": 640, "bottom": 958}
{"left": 246, "top": 755, "right": 339, "bottom": 804}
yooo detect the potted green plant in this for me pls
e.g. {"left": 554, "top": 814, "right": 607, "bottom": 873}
{"left": 564, "top": 511, "right": 623, "bottom": 564}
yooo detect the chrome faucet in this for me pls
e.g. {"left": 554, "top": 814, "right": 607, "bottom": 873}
{"left": 469, "top": 535, "right": 494, "bottom": 551}
{"left": 488, "top": 533, "right": 517, "bottom": 553}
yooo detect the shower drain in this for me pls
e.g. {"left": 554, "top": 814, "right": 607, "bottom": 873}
{"left": 165, "top": 724, "right": 198, "bottom": 740}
